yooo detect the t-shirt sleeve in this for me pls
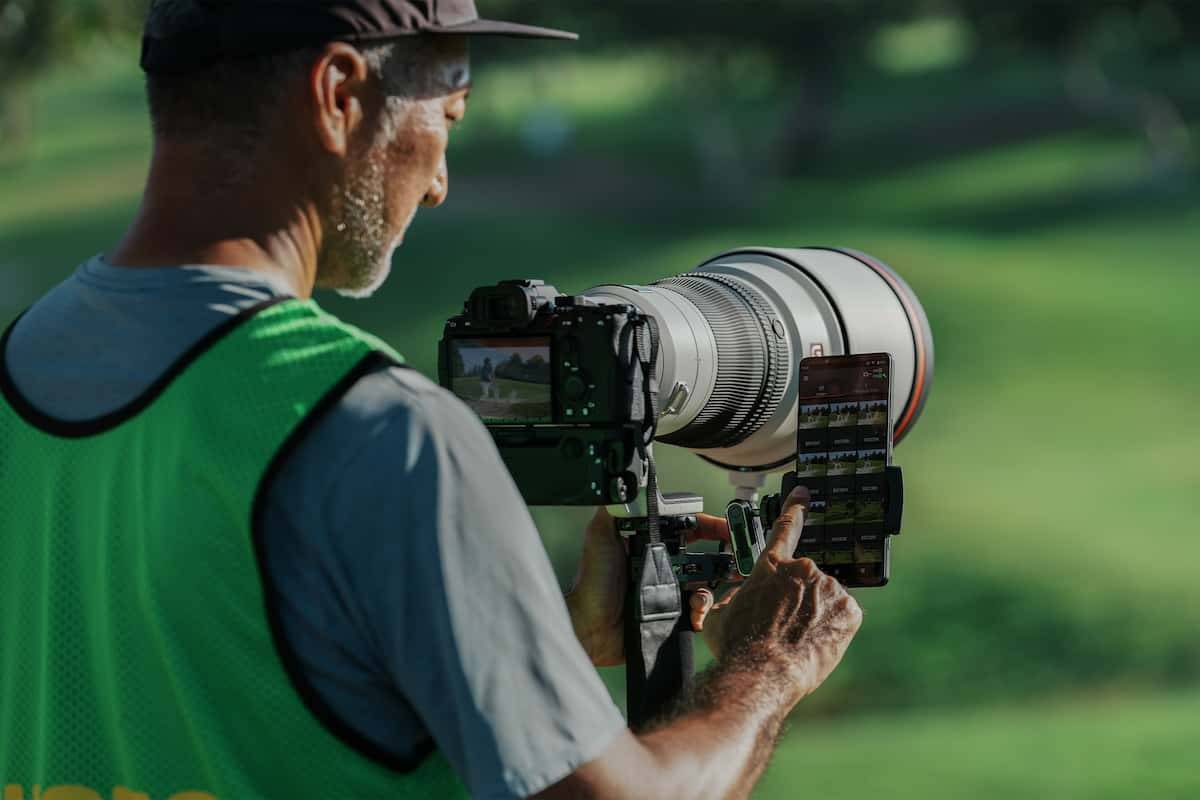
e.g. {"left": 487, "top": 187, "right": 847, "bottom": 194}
{"left": 321, "top": 368, "right": 626, "bottom": 799}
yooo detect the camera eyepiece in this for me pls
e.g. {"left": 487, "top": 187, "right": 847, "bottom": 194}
{"left": 466, "top": 279, "right": 560, "bottom": 327}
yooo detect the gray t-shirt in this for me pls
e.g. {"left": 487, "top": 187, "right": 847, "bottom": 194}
{"left": 2, "top": 256, "right": 625, "bottom": 799}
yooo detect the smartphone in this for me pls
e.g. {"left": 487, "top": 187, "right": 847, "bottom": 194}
{"left": 794, "top": 353, "right": 894, "bottom": 587}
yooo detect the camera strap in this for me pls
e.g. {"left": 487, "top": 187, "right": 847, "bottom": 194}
{"left": 624, "top": 316, "right": 691, "bottom": 727}
{"left": 634, "top": 316, "right": 662, "bottom": 543}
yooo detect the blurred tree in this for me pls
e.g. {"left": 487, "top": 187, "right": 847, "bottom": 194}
{"left": 0, "top": 0, "right": 148, "bottom": 150}
{"left": 956, "top": 0, "right": 1195, "bottom": 178}
{"left": 492, "top": 0, "right": 1198, "bottom": 178}
{"left": 487, "top": 0, "right": 922, "bottom": 173}
{"left": 4, "top": 0, "right": 1194, "bottom": 173}
{"left": 0, "top": 0, "right": 58, "bottom": 147}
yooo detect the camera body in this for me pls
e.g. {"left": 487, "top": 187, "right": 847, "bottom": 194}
{"left": 439, "top": 280, "right": 656, "bottom": 505}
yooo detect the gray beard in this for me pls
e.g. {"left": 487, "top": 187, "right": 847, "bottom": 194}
{"left": 323, "top": 98, "right": 414, "bottom": 299}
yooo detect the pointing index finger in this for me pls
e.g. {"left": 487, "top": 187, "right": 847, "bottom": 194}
{"left": 763, "top": 486, "right": 812, "bottom": 561}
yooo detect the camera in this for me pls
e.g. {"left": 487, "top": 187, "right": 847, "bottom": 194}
{"left": 439, "top": 279, "right": 658, "bottom": 505}
{"left": 440, "top": 245, "right": 935, "bottom": 584}
{"left": 440, "top": 247, "right": 935, "bottom": 725}
{"left": 440, "top": 246, "right": 933, "bottom": 499}
{"left": 439, "top": 247, "right": 934, "bottom": 580}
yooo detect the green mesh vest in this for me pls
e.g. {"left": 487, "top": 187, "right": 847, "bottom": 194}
{"left": 0, "top": 299, "right": 467, "bottom": 800}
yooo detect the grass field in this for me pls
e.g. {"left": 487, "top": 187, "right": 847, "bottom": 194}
{"left": 451, "top": 375, "right": 552, "bottom": 421}
{"left": 2, "top": 45, "right": 1198, "bottom": 798}
{"left": 758, "top": 691, "right": 1200, "bottom": 799}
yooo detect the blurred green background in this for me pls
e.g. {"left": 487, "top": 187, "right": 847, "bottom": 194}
{"left": 2, "top": 2, "right": 1199, "bottom": 798}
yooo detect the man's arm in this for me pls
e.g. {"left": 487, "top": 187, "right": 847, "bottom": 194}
{"left": 537, "top": 488, "right": 863, "bottom": 800}
{"left": 275, "top": 366, "right": 856, "bottom": 799}
{"left": 539, "top": 657, "right": 799, "bottom": 800}
{"left": 322, "top": 371, "right": 628, "bottom": 798}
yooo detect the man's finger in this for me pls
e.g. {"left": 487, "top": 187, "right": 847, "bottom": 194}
{"left": 686, "top": 513, "right": 731, "bottom": 544}
{"left": 711, "top": 585, "right": 741, "bottom": 610}
{"left": 690, "top": 588, "right": 715, "bottom": 631}
{"left": 585, "top": 507, "right": 613, "bottom": 536}
{"left": 763, "top": 486, "right": 811, "bottom": 561}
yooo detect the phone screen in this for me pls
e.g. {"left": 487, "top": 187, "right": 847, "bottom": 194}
{"left": 796, "top": 353, "right": 892, "bottom": 586}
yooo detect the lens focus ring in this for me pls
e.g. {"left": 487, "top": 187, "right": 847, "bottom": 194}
{"left": 654, "top": 272, "right": 788, "bottom": 449}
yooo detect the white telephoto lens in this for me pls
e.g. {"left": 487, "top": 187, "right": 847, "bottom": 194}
{"left": 584, "top": 247, "right": 934, "bottom": 474}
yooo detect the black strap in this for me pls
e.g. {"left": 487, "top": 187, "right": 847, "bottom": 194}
{"left": 631, "top": 315, "right": 661, "bottom": 541}
{"left": 623, "top": 315, "right": 690, "bottom": 729}
{"left": 625, "top": 551, "right": 693, "bottom": 729}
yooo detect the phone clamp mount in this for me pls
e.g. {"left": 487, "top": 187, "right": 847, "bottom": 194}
{"left": 613, "top": 463, "right": 905, "bottom": 728}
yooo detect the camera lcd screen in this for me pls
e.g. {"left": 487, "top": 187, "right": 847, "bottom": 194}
{"left": 797, "top": 353, "right": 892, "bottom": 546}
{"left": 449, "top": 337, "right": 553, "bottom": 423}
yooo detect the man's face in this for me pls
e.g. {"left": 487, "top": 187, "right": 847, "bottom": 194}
{"left": 319, "top": 37, "right": 470, "bottom": 298}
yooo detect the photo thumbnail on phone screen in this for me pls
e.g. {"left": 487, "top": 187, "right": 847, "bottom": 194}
{"left": 449, "top": 337, "right": 553, "bottom": 423}
{"left": 796, "top": 354, "right": 892, "bottom": 546}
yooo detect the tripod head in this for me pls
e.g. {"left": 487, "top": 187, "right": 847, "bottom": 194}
{"left": 613, "top": 488, "right": 737, "bottom": 588}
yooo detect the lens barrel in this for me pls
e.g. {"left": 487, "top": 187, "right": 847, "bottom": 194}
{"left": 651, "top": 273, "right": 789, "bottom": 450}
{"left": 585, "top": 247, "right": 934, "bottom": 475}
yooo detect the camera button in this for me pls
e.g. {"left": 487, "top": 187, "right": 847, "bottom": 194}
{"left": 604, "top": 446, "right": 625, "bottom": 474}
{"left": 608, "top": 476, "right": 630, "bottom": 503}
{"left": 563, "top": 375, "right": 587, "bottom": 401}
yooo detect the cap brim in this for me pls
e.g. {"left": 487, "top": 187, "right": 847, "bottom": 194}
{"left": 431, "top": 18, "right": 578, "bottom": 41}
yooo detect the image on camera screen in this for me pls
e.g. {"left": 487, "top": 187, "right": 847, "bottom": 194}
{"left": 829, "top": 401, "right": 859, "bottom": 427}
{"left": 796, "top": 451, "right": 829, "bottom": 478}
{"left": 799, "top": 403, "right": 831, "bottom": 429}
{"left": 826, "top": 450, "right": 859, "bottom": 477}
{"left": 826, "top": 498, "right": 856, "bottom": 526}
{"left": 858, "top": 399, "right": 888, "bottom": 426}
{"left": 855, "top": 495, "right": 885, "bottom": 525}
{"left": 856, "top": 449, "right": 887, "bottom": 474}
{"left": 449, "top": 337, "right": 553, "bottom": 423}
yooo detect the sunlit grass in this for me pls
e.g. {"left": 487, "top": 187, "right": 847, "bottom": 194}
{"left": 758, "top": 689, "right": 1200, "bottom": 799}
{"left": 871, "top": 14, "right": 975, "bottom": 74}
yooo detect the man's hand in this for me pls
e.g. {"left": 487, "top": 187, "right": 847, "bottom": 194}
{"left": 695, "top": 487, "right": 863, "bottom": 701}
{"left": 538, "top": 487, "right": 864, "bottom": 800}
{"left": 565, "top": 509, "right": 730, "bottom": 667}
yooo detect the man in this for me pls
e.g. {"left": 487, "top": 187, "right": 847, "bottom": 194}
{"left": 0, "top": 2, "right": 862, "bottom": 799}
{"left": 480, "top": 356, "right": 497, "bottom": 399}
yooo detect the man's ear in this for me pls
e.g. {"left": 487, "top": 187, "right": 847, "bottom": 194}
{"left": 310, "top": 43, "right": 372, "bottom": 157}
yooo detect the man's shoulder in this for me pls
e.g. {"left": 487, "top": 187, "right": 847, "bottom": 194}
{"left": 267, "top": 361, "right": 499, "bottom": 546}
{"left": 293, "top": 363, "right": 492, "bottom": 482}
{"left": 338, "top": 364, "right": 479, "bottom": 432}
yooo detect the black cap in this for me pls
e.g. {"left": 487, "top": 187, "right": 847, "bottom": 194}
{"left": 141, "top": 0, "right": 578, "bottom": 73}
